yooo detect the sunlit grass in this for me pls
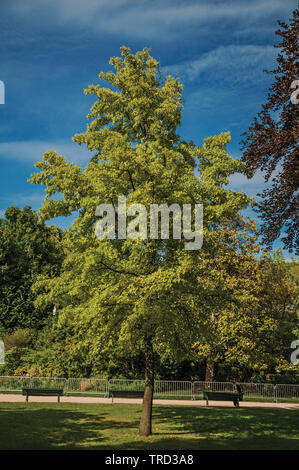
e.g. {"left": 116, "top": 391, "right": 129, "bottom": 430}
{"left": 0, "top": 402, "right": 298, "bottom": 450}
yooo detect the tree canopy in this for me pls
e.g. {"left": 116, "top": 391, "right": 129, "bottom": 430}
{"left": 29, "top": 47, "right": 255, "bottom": 435}
{"left": 240, "top": 8, "right": 299, "bottom": 254}
{"left": 0, "top": 205, "right": 63, "bottom": 333}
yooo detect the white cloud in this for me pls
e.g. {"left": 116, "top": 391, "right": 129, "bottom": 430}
{"left": 228, "top": 164, "right": 283, "bottom": 199}
{"left": 4, "top": 0, "right": 296, "bottom": 40}
{"left": 0, "top": 140, "right": 91, "bottom": 165}
{"left": 0, "top": 192, "right": 43, "bottom": 204}
{"left": 228, "top": 171, "right": 266, "bottom": 198}
{"left": 0, "top": 193, "right": 45, "bottom": 214}
{"left": 165, "top": 45, "right": 276, "bottom": 87}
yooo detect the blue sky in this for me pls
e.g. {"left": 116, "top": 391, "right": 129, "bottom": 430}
{"left": 0, "top": 0, "right": 296, "bottom": 257}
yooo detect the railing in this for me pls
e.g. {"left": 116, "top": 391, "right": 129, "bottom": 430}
{"left": 154, "top": 380, "right": 193, "bottom": 399}
{"left": 28, "top": 377, "right": 67, "bottom": 389}
{"left": 108, "top": 379, "right": 145, "bottom": 393}
{"left": 236, "top": 382, "right": 275, "bottom": 402}
{"left": 274, "top": 384, "right": 299, "bottom": 403}
{"left": 193, "top": 381, "right": 234, "bottom": 399}
{"left": 0, "top": 376, "right": 31, "bottom": 392}
{"left": 65, "top": 378, "right": 108, "bottom": 396}
{"left": 0, "top": 376, "right": 298, "bottom": 403}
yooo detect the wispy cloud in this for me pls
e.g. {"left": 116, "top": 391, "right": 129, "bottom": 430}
{"left": 228, "top": 170, "right": 266, "bottom": 198}
{"left": 165, "top": 45, "right": 276, "bottom": 87}
{"left": 0, "top": 140, "right": 91, "bottom": 165}
{"left": 0, "top": 192, "right": 45, "bottom": 214}
{"left": 3, "top": 0, "right": 296, "bottom": 41}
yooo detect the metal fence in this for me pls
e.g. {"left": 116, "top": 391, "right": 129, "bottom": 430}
{"left": 0, "top": 376, "right": 298, "bottom": 403}
{"left": 274, "top": 384, "right": 299, "bottom": 403}
{"left": 28, "top": 377, "right": 67, "bottom": 390}
{"left": 0, "top": 376, "right": 31, "bottom": 392}
{"left": 193, "top": 381, "right": 234, "bottom": 399}
{"left": 108, "top": 379, "right": 193, "bottom": 399}
{"left": 154, "top": 380, "right": 193, "bottom": 399}
{"left": 236, "top": 382, "right": 275, "bottom": 402}
{"left": 108, "top": 379, "right": 145, "bottom": 392}
{"left": 65, "top": 378, "right": 108, "bottom": 396}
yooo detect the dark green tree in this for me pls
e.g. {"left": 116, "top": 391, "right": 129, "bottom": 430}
{"left": 0, "top": 205, "right": 63, "bottom": 332}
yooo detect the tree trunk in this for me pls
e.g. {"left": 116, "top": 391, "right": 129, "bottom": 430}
{"left": 205, "top": 356, "right": 214, "bottom": 382}
{"left": 139, "top": 338, "right": 154, "bottom": 436}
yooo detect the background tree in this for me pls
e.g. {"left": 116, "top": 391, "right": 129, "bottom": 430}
{"left": 30, "top": 47, "right": 252, "bottom": 436}
{"left": 240, "top": 8, "right": 299, "bottom": 254}
{"left": 228, "top": 250, "right": 298, "bottom": 379}
{"left": 196, "top": 247, "right": 298, "bottom": 381}
{"left": 0, "top": 205, "right": 63, "bottom": 332}
{"left": 191, "top": 217, "right": 261, "bottom": 382}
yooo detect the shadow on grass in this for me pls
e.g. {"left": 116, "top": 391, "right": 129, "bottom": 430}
{"left": 113, "top": 406, "right": 299, "bottom": 451}
{"left": 0, "top": 403, "right": 298, "bottom": 450}
{"left": 102, "top": 406, "right": 299, "bottom": 450}
{"left": 146, "top": 406, "right": 299, "bottom": 451}
{"left": 0, "top": 404, "right": 139, "bottom": 450}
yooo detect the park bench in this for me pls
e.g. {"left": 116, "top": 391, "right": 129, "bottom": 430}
{"left": 203, "top": 391, "right": 242, "bottom": 407}
{"left": 22, "top": 388, "right": 64, "bottom": 402}
{"left": 108, "top": 389, "right": 145, "bottom": 403}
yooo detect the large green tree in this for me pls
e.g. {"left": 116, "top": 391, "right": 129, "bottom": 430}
{"left": 30, "top": 47, "right": 251, "bottom": 436}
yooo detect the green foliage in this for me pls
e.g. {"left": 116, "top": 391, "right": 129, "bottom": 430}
{"left": 0, "top": 47, "right": 292, "bottom": 385}
{"left": 0, "top": 205, "right": 64, "bottom": 332}
{"left": 3, "top": 328, "right": 32, "bottom": 350}
{"left": 195, "top": 247, "right": 298, "bottom": 379}
{"left": 29, "top": 48, "right": 252, "bottom": 377}
{"left": 0, "top": 347, "right": 30, "bottom": 376}
{"left": 266, "top": 374, "right": 299, "bottom": 385}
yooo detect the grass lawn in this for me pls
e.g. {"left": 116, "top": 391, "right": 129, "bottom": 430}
{"left": 0, "top": 402, "right": 298, "bottom": 450}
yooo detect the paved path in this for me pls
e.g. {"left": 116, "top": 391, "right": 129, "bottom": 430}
{"left": 0, "top": 394, "right": 298, "bottom": 409}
